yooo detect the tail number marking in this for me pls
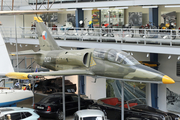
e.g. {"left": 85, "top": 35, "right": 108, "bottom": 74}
{"left": 44, "top": 57, "right": 51, "bottom": 62}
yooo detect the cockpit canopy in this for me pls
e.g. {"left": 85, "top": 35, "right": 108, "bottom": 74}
{"left": 93, "top": 49, "right": 140, "bottom": 65}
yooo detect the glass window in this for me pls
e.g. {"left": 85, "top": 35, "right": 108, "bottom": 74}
{"left": 93, "top": 49, "right": 107, "bottom": 59}
{"left": 10, "top": 112, "right": 21, "bottom": 120}
{"left": 123, "top": 56, "right": 139, "bottom": 65}
{"left": 40, "top": 97, "right": 60, "bottom": 104}
{"left": 71, "top": 95, "right": 78, "bottom": 102}
{"left": 107, "top": 49, "right": 117, "bottom": 62}
{"left": 21, "top": 112, "right": 32, "bottom": 119}
{"left": 101, "top": 8, "right": 124, "bottom": 28}
{"left": 115, "top": 51, "right": 140, "bottom": 65}
{"left": 115, "top": 52, "right": 126, "bottom": 63}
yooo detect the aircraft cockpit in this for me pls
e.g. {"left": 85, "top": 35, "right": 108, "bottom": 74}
{"left": 93, "top": 49, "right": 140, "bottom": 65}
{"left": 107, "top": 49, "right": 140, "bottom": 65}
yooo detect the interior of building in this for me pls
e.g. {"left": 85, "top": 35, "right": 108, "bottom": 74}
{"left": 0, "top": 0, "right": 180, "bottom": 120}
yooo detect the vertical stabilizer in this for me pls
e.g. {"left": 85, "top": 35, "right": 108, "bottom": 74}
{"left": 34, "top": 17, "right": 62, "bottom": 51}
{"left": 0, "top": 33, "right": 14, "bottom": 74}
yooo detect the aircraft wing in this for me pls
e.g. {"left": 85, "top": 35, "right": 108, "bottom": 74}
{"left": 5, "top": 69, "right": 95, "bottom": 80}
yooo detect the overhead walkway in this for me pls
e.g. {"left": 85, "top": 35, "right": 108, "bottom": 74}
{"left": 1, "top": 26, "right": 180, "bottom": 55}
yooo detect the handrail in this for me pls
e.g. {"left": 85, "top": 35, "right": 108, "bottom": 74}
{"left": 2, "top": 26, "right": 180, "bottom": 46}
{"left": 14, "top": 58, "right": 25, "bottom": 68}
{"left": 26, "top": 61, "right": 35, "bottom": 69}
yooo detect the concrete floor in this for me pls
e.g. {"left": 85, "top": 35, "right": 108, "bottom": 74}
{"left": 17, "top": 94, "right": 74, "bottom": 120}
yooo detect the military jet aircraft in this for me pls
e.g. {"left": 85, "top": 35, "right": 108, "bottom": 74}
{"left": 5, "top": 17, "right": 175, "bottom": 84}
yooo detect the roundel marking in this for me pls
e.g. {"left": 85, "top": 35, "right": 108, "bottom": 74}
{"left": 42, "top": 31, "right": 47, "bottom": 40}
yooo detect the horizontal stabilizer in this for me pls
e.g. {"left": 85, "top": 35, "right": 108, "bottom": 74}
{"left": 6, "top": 69, "right": 94, "bottom": 80}
{"left": 10, "top": 50, "right": 42, "bottom": 56}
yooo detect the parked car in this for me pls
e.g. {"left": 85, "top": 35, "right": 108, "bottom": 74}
{"left": 0, "top": 107, "right": 40, "bottom": 120}
{"left": 34, "top": 92, "right": 94, "bottom": 120}
{"left": 74, "top": 109, "right": 107, "bottom": 120}
{"left": 34, "top": 78, "right": 76, "bottom": 94}
{"left": 89, "top": 97, "right": 180, "bottom": 120}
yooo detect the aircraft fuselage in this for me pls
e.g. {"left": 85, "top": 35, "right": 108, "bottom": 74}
{"left": 34, "top": 48, "right": 168, "bottom": 83}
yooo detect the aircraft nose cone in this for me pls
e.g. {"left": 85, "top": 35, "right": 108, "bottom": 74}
{"left": 133, "top": 64, "right": 175, "bottom": 84}
{"left": 162, "top": 75, "right": 175, "bottom": 84}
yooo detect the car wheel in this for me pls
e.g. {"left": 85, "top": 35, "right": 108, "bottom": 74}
{"left": 56, "top": 110, "right": 63, "bottom": 120}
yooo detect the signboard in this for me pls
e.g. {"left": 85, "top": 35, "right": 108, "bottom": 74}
{"left": 92, "top": 9, "right": 100, "bottom": 27}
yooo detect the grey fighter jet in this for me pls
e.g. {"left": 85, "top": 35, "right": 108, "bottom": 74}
{"left": 6, "top": 17, "right": 175, "bottom": 84}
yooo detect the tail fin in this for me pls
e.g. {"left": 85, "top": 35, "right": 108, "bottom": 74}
{"left": 0, "top": 32, "right": 14, "bottom": 74}
{"left": 34, "top": 17, "right": 63, "bottom": 51}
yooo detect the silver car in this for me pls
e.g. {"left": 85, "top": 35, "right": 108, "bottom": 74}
{"left": 74, "top": 109, "right": 106, "bottom": 120}
{"left": 0, "top": 107, "right": 40, "bottom": 120}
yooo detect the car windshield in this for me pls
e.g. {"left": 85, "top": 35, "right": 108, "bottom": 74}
{"left": 107, "top": 50, "right": 140, "bottom": 65}
{"left": 126, "top": 98, "right": 147, "bottom": 108}
{"left": 83, "top": 117, "right": 104, "bottom": 120}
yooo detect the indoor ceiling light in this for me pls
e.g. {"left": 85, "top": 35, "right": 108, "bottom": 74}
{"left": 35, "top": 45, "right": 38, "bottom": 47}
{"left": 97, "top": 8, "right": 109, "bottom": 10}
{"left": 25, "top": 44, "right": 28, "bottom": 47}
{"left": 165, "top": 5, "right": 180, "bottom": 8}
{"left": 168, "top": 55, "right": 171, "bottom": 59}
{"left": 115, "top": 7, "right": 128, "bottom": 9}
{"left": 131, "top": 52, "right": 133, "bottom": 56}
{"left": 147, "top": 53, "right": 149, "bottom": 57}
{"left": 82, "top": 8, "right": 93, "bottom": 10}
{"left": 19, "top": 44, "right": 22, "bottom": 48}
{"left": 66, "top": 9, "right": 76, "bottom": 11}
{"left": 142, "top": 6, "right": 158, "bottom": 8}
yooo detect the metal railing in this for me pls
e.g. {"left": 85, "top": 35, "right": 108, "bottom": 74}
{"left": 10, "top": 56, "right": 44, "bottom": 72}
{"left": 28, "top": 0, "right": 115, "bottom": 4}
{"left": 0, "top": 0, "right": 29, "bottom": 10}
{"left": 2, "top": 26, "right": 180, "bottom": 46}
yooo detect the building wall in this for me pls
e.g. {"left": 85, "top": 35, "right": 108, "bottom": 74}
{"left": 0, "top": 15, "right": 23, "bottom": 27}
{"left": 85, "top": 76, "right": 106, "bottom": 100}
{"left": 84, "top": 10, "right": 92, "bottom": 27}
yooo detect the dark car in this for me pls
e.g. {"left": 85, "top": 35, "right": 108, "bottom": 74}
{"left": 89, "top": 97, "right": 180, "bottom": 120}
{"left": 34, "top": 92, "right": 94, "bottom": 120}
{"left": 34, "top": 78, "right": 77, "bottom": 94}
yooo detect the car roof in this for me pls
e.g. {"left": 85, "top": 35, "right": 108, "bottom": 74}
{"left": 0, "top": 107, "right": 34, "bottom": 113}
{"left": 52, "top": 92, "right": 75, "bottom": 95}
{"left": 49, "top": 92, "right": 76, "bottom": 97}
{"left": 75, "top": 109, "right": 105, "bottom": 118}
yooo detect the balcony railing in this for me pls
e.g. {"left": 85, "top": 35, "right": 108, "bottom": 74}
{"left": 10, "top": 56, "right": 49, "bottom": 72}
{"left": 0, "top": 0, "right": 29, "bottom": 9}
{"left": 28, "top": 0, "right": 122, "bottom": 4}
{"left": 2, "top": 26, "right": 180, "bottom": 46}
